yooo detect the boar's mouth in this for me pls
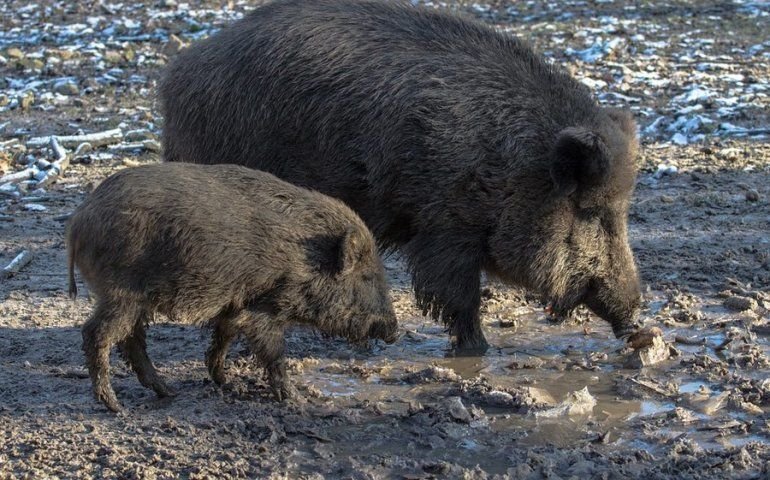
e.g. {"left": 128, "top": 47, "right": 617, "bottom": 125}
{"left": 545, "top": 289, "right": 586, "bottom": 322}
{"left": 582, "top": 287, "right": 641, "bottom": 340}
{"left": 367, "top": 318, "right": 399, "bottom": 344}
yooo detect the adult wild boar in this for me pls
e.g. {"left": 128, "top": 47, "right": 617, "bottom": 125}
{"left": 67, "top": 163, "right": 397, "bottom": 412}
{"left": 160, "top": 0, "right": 642, "bottom": 350}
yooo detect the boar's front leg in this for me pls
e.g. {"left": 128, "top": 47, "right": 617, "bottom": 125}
{"left": 240, "top": 310, "right": 293, "bottom": 401}
{"left": 405, "top": 234, "right": 487, "bottom": 352}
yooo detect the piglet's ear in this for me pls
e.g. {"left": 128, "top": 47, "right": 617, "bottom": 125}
{"left": 337, "top": 227, "right": 368, "bottom": 276}
{"left": 550, "top": 127, "right": 610, "bottom": 197}
{"left": 604, "top": 108, "right": 637, "bottom": 138}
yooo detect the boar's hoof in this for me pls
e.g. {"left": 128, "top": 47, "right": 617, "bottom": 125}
{"left": 451, "top": 337, "right": 490, "bottom": 356}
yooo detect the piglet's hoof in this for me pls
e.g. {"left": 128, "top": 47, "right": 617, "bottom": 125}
{"left": 272, "top": 383, "right": 298, "bottom": 402}
{"left": 96, "top": 389, "right": 124, "bottom": 413}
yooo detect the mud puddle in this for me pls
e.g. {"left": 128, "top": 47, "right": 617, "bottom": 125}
{"left": 287, "top": 288, "right": 769, "bottom": 466}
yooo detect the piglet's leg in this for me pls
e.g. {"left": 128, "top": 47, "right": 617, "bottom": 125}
{"left": 82, "top": 300, "right": 136, "bottom": 412}
{"left": 120, "top": 312, "right": 174, "bottom": 398}
{"left": 205, "top": 310, "right": 243, "bottom": 386}
{"left": 240, "top": 311, "right": 293, "bottom": 401}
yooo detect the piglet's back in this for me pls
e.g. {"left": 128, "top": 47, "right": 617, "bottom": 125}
{"left": 66, "top": 163, "right": 368, "bottom": 319}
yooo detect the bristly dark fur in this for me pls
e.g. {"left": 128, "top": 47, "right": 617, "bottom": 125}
{"left": 160, "top": 0, "right": 642, "bottom": 350}
{"left": 67, "top": 163, "right": 397, "bottom": 412}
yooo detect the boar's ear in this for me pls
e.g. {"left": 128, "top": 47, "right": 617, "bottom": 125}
{"left": 550, "top": 127, "right": 610, "bottom": 197}
{"left": 336, "top": 227, "right": 369, "bottom": 276}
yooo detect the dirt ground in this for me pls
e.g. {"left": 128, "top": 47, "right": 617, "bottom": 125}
{"left": 1, "top": 0, "right": 769, "bottom": 478}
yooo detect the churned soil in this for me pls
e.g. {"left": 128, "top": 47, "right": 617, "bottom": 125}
{"left": 1, "top": 0, "right": 769, "bottom": 478}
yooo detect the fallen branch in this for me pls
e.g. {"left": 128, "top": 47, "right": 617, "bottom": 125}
{"left": 3, "top": 249, "right": 33, "bottom": 278}
{"left": 0, "top": 167, "right": 36, "bottom": 185}
{"left": 109, "top": 139, "right": 162, "bottom": 153}
{"left": 720, "top": 128, "right": 770, "bottom": 137}
{"left": 36, "top": 137, "right": 70, "bottom": 188}
{"left": 27, "top": 128, "right": 123, "bottom": 149}
{"left": 0, "top": 183, "right": 21, "bottom": 199}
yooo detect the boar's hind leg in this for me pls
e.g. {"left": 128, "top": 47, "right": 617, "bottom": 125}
{"left": 205, "top": 310, "right": 242, "bottom": 386}
{"left": 82, "top": 300, "right": 137, "bottom": 412}
{"left": 119, "top": 315, "right": 174, "bottom": 399}
{"left": 241, "top": 311, "right": 292, "bottom": 402}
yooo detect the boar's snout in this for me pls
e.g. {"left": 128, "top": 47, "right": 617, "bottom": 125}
{"left": 367, "top": 313, "right": 399, "bottom": 344}
{"left": 584, "top": 276, "right": 642, "bottom": 340}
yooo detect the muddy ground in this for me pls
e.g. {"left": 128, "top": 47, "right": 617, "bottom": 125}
{"left": 1, "top": 0, "right": 769, "bottom": 478}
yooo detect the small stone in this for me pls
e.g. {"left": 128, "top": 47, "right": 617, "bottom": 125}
{"left": 739, "top": 401, "right": 763, "bottom": 415}
{"left": 624, "top": 335, "right": 670, "bottom": 368}
{"left": 56, "top": 49, "right": 76, "bottom": 60}
{"left": 627, "top": 326, "right": 663, "bottom": 350}
{"left": 402, "top": 365, "right": 460, "bottom": 384}
{"left": 745, "top": 189, "right": 759, "bottom": 202}
{"left": 535, "top": 387, "right": 596, "bottom": 417}
{"left": 26, "top": 58, "right": 44, "bottom": 70}
{"left": 162, "top": 34, "right": 186, "bottom": 57}
{"left": 445, "top": 396, "right": 472, "bottom": 423}
{"left": 526, "top": 387, "right": 557, "bottom": 405}
{"left": 18, "top": 92, "right": 34, "bottom": 111}
{"left": 6, "top": 47, "right": 24, "bottom": 59}
{"left": 660, "top": 194, "right": 675, "bottom": 203}
{"left": 104, "top": 50, "right": 122, "bottom": 64}
{"left": 480, "top": 390, "right": 515, "bottom": 407}
{"left": 54, "top": 80, "right": 79, "bottom": 96}
{"left": 682, "top": 391, "right": 729, "bottom": 416}
{"left": 724, "top": 295, "right": 758, "bottom": 312}
{"left": 160, "top": 0, "right": 178, "bottom": 7}
{"left": 0, "top": 94, "right": 8, "bottom": 107}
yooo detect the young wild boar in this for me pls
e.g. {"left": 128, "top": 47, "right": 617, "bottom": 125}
{"left": 160, "top": 0, "right": 642, "bottom": 351}
{"left": 67, "top": 163, "right": 397, "bottom": 412}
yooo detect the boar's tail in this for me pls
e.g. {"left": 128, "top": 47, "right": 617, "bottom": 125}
{"left": 67, "top": 244, "right": 77, "bottom": 300}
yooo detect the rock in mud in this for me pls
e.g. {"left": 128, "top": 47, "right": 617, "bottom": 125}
{"left": 444, "top": 396, "right": 472, "bottom": 423}
{"left": 681, "top": 390, "right": 730, "bottom": 415}
{"left": 625, "top": 334, "right": 671, "bottom": 368}
{"left": 745, "top": 189, "right": 760, "bottom": 202}
{"left": 18, "top": 92, "right": 34, "bottom": 111}
{"left": 535, "top": 387, "right": 597, "bottom": 418}
{"left": 54, "top": 80, "right": 79, "bottom": 96}
{"left": 723, "top": 295, "right": 758, "bottom": 312}
{"left": 402, "top": 365, "right": 460, "bottom": 384}
{"left": 627, "top": 326, "right": 664, "bottom": 349}
{"left": 6, "top": 47, "right": 24, "bottom": 60}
